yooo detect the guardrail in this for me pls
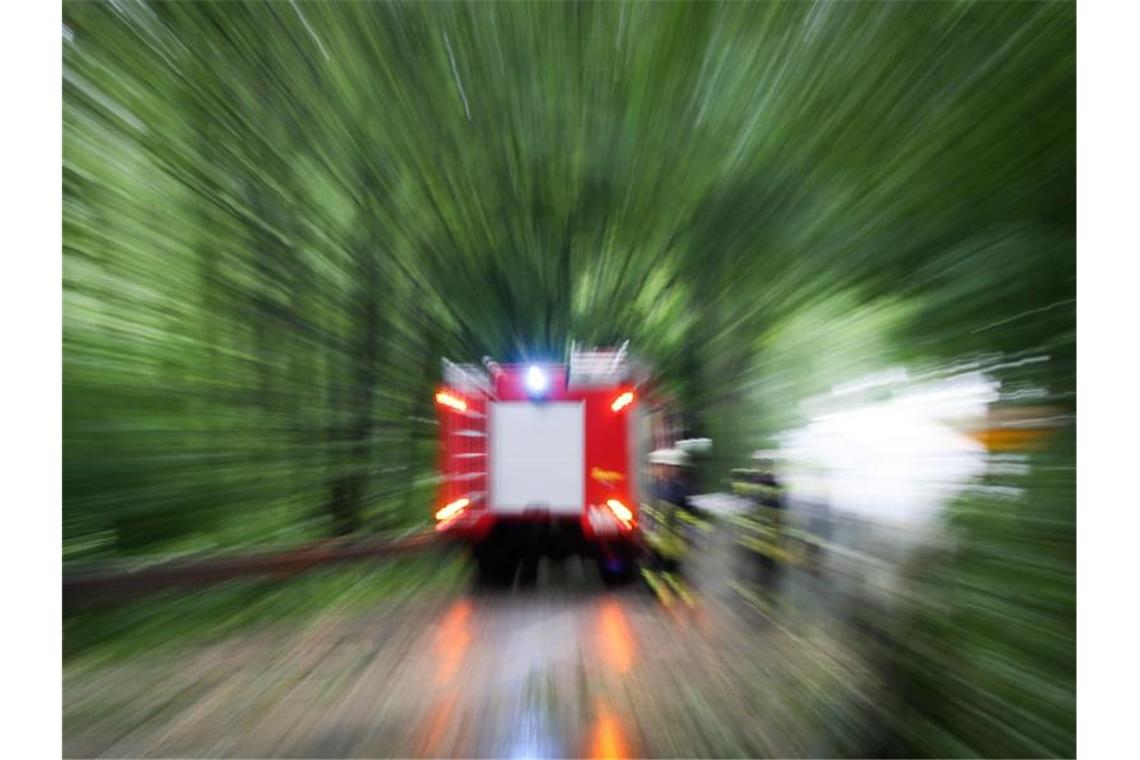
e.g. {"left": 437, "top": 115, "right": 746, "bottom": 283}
{"left": 63, "top": 530, "right": 441, "bottom": 609}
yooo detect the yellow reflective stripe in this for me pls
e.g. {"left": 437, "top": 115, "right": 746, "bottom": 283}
{"left": 675, "top": 510, "right": 712, "bottom": 532}
{"left": 737, "top": 536, "right": 798, "bottom": 564}
{"left": 784, "top": 528, "right": 824, "bottom": 546}
{"left": 641, "top": 569, "right": 674, "bottom": 607}
{"left": 649, "top": 532, "right": 686, "bottom": 559}
{"left": 662, "top": 572, "right": 695, "bottom": 607}
{"left": 728, "top": 514, "right": 762, "bottom": 530}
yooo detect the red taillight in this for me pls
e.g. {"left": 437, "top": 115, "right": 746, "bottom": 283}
{"left": 610, "top": 391, "right": 634, "bottom": 412}
{"left": 606, "top": 499, "right": 633, "bottom": 526}
{"left": 436, "top": 497, "right": 469, "bottom": 521}
{"left": 436, "top": 390, "right": 467, "bottom": 412}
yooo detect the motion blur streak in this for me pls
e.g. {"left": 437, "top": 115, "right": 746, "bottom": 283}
{"left": 610, "top": 392, "right": 634, "bottom": 413}
{"left": 435, "top": 391, "right": 468, "bottom": 413}
{"left": 595, "top": 599, "right": 635, "bottom": 675}
{"left": 605, "top": 499, "right": 633, "bottom": 526}
{"left": 586, "top": 704, "right": 634, "bottom": 760}
{"left": 63, "top": 0, "right": 1074, "bottom": 757}
{"left": 435, "top": 497, "right": 470, "bottom": 522}
{"left": 433, "top": 600, "right": 472, "bottom": 685}
{"left": 415, "top": 689, "right": 461, "bottom": 759}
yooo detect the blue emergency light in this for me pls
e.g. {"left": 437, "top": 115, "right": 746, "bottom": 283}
{"left": 525, "top": 365, "right": 549, "bottom": 396}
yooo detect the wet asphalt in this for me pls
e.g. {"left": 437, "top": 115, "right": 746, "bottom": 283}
{"left": 64, "top": 511, "right": 878, "bottom": 758}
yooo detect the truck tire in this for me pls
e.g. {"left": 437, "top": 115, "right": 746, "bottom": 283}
{"left": 598, "top": 555, "right": 638, "bottom": 586}
{"left": 475, "top": 549, "right": 516, "bottom": 587}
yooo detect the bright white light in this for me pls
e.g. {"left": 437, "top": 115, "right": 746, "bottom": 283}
{"left": 611, "top": 391, "right": 634, "bottom": 412}
{"left": 435, "top": 497, "right": 469, "bottom": 521}
{"left": 526, "top": 365, "right": 548, "bottom": 394}
{"left": 435, "top": 390, "right": 467, "bottom": 412}
{"left": 780, "top": 368, "right": 995, "bottom": 534}
{"left": 606, "top": 499, "right": 633, "bottom": 523}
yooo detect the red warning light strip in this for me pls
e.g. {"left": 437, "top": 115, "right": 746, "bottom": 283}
{"left": 436, "top": 390, "right": 468, "bottom": 412}
{"left": 610, "top": 391, "right": 634, "bottom": 412}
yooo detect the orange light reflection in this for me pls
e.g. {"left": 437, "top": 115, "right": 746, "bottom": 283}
{"left": 434, "top": 600, "right": 472, "bottom": 685}
{"left": 595, "top": 599, "right": 635, "bottom": 674}
{"left": 587, "top": 703, "right": 633, "bottom": 760}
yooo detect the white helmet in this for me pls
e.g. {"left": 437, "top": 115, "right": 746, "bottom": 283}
{"left": 677, "top": 437, "right": 713, "bottom": 454}
{"left": 649, "top": 448, "right": 689, "bottom": 466}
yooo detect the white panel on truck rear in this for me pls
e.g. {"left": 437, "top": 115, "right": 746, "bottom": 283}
{"left": 490, "top": 401, "right": 584, "bottom": 515}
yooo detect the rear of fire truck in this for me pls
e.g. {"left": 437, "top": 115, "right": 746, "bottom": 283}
{"left": 432, "top": 344, "right": 654, "bottom": 584}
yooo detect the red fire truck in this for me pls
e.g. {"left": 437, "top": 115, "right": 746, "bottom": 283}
{"left": 432, "top": 344, "right": 670, "bottom": 584}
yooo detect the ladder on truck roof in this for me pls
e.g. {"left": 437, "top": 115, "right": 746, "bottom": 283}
{"left": 567, "top": 340, "right": 636, "bottom": 388}
{"left": 441, "top": 358, "right": 493, "bottom": 396}
{"left": 442, "top": 341, "right": 642, "bottom": 393}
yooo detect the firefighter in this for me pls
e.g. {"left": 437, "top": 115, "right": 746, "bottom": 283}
{"left": 637, "top": 447, "right": 705, "bottom": 605}
{"left": 643, "top": 448, "right": 693, "bottom": 571}
{"left": 751, "top": 456, "right": 787, "bottom": 587}
{"left": 729, "top": 454, "right": 789, "bottom": 589}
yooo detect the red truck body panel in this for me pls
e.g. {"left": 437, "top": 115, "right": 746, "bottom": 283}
{"left": 434, "top": 363, "right": 638, "bottom": 549}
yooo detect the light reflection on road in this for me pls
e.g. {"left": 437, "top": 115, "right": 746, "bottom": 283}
{"left": 414, "top": 687, "right": 460, "bottom": 758}
{"left": 433, "top": 598, "right": 472, "bottom": 685}
{"left": 586, "top": 701, "right": 635, "bottom": 759}
{"left": 595, "top": 598, "right": 635, "bottom": 675}
{"left": 63, "top": 532, "right": 880, "bottom": 760}
{"left": 415, "top": 599, "right": 474, "bottom": 757}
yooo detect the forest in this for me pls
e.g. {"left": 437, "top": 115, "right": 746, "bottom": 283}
{"left": 63, "top": 2, "right": 1074, "bottom": 756}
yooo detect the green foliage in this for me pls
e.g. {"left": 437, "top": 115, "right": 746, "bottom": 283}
{"left": 63, "top": 2, "right": 1074, "bottom": 754}
{"left": 63, "top": 1, "right": 1073, "bottom": 552}
{"left": 869, "top": 432, "right": 1076, "bottom": 758}
{"left": 65, "top": 552, "right": 472, "bottom": 663}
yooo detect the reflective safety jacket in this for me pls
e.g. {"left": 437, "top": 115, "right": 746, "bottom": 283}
{"left": 729, "top": 471, "right": 791, "bottom": 563}
{"left": 642, "top": 479, "right": 694, "bottom": 562}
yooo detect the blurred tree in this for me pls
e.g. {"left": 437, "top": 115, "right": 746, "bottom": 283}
{"left": 64, "top": 1, "right": 1073, "bottom": 751}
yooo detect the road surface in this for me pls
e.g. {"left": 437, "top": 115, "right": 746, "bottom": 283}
{"left": 64, "top": 512, "right": 882, "bottom": 758}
